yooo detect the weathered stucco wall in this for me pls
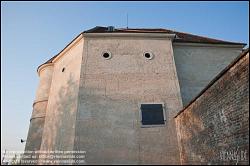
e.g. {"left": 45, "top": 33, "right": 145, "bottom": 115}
{"left": 173, "top": 44, "right": 243, "bottom": 106}
{"left": 25, "top": 30, "right": 247, "bottom": 165}
{"left": 75, "top": 36, "right": 183, "bottom": 164}
{"left": 25, "top": 64, "right": 54, "bottom": 152}
{"left": 39, "top": 37, "right": 83, "bottom": 154}
{"left": 175, "top": 51, "right": 249, "bottom": 165}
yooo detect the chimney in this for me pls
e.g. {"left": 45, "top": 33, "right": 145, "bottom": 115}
{"left": 107, "top": 26, "right": 115, "bottom": 32}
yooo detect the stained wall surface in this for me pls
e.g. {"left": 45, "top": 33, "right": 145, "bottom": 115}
{"left": 75, "top": 36, "right": 183, "bottom": 164}
{"left": 25, "top": 31, "right": 247, "bottom": 165}
{"left": 173, "top": 44, "right": 243, "bottom": 106}
{"left": 39, "top": 37, "right": 83, "bottom": 154}
{"left": 25, "top": 64, "right": 54, "bottom": 151}
{"left": 175, "top": 52, "right": 249, "bottom": 165}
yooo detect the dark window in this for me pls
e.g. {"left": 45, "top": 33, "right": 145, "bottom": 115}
{"left": 144, "top": 53, "right": 151, "bottom": 58}
{"left": 102, "top": 52, "right": 111, "bottom": 59}
{"left": 140, "top": 104, "right": 165, "bottom": 125}
{"left": 143, "top": 52, "right": 154, "bottom": 60}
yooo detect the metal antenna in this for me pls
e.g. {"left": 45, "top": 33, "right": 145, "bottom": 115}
{"left": 126, "top": 13, "right": 128, "bottom": 29}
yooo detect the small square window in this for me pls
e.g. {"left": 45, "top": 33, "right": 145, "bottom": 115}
{"left": 140, "top": 104, "right": 166, "bottom": 126}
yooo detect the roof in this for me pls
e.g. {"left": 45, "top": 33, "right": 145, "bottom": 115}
{"left": 174, "top": 48, "right": 249, "bottom": 118}
{"left": 37, "top": 26, "right": 246, "bottom": 71}
{"left": 84, "top": 26, "right": 246, "bottom": 45}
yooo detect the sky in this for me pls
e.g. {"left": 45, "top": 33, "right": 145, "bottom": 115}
{"left": 1, "top": 1, "right": 249, "bottom": 157}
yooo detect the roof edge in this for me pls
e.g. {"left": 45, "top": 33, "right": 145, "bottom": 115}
{"left": 84, "top": 26, "right": 247, "bottom": 46}
{"left": 52, "top": 33, "right": 83, "bottom": 63}
{"left": 83, "top": 32, "right": 176, "bottom": 38}
{"left": 37, "top": 63, "right": 54, "bottom": 76}
{"left": 173, "top": 42, "right": 246, "bottom": 48}
{"left": 172, "top": 29, "right": 247, "bottom": 46}
{"left": 173, "top": 40, "right": 246, "bottom": 46}
{"left": 36, "top": 32, "right": 83, "bottom": 74}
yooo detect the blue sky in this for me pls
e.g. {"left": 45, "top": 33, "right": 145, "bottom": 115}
{"left": 1, "top": 1, "right": 249, "bottom": 155}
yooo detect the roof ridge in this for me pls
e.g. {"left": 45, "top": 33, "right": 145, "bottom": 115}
{"left": 84, "top": 26, "right": 246, "bottom": 45}
{"left": 172, "top": 29, "right": 246, "bottom": 45}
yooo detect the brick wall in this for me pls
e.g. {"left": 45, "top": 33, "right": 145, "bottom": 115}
{"left": 175, "top": 50, "right": 249, "bottom": 165}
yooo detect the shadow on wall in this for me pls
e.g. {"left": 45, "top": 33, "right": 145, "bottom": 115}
{"left": 71, "top": 80, "right": 181, "bottom": 164}
{"left": 74, "top": 85, "right": 140, "bottom": 164}
{"left": 54, "top": 73, "right": 79, "bottom": 150}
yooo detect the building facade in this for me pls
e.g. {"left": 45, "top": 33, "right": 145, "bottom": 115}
{"left": 24, "top": 26, "right": 246, "bottom": 164}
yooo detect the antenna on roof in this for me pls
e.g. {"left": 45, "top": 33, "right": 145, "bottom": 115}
{"left": 126, "top": 13, "right": 128, "bottom": 29}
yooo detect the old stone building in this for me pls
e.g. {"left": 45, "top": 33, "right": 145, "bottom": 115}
{"left": 24, "top": 26, "right": 248, "bottom": 165}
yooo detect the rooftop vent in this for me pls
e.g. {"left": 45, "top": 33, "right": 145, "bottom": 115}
{"left": 107, "top": 26, "right": 115, "bottom": 32}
